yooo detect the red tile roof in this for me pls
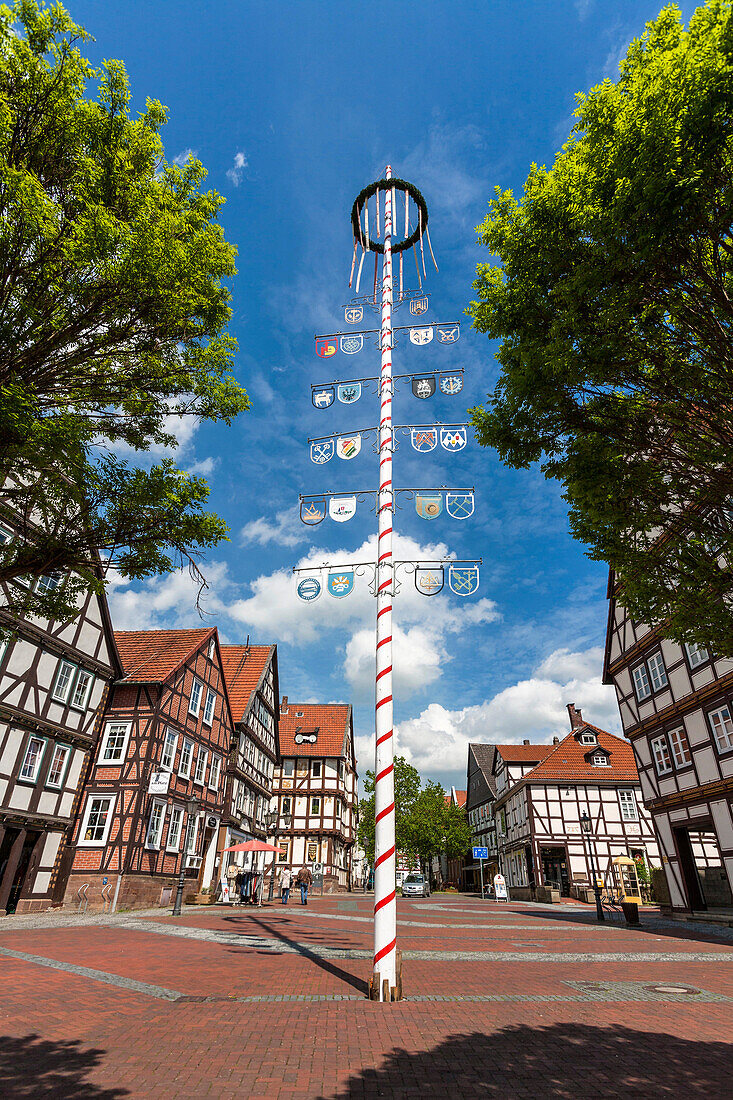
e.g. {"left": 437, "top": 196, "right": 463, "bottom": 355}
{"left": 453, "top": 789, "right": 467, "bottom": 807}
{"left": 495, "top": 744, "right": 554, "bottom": 764}
{"left": 524, "top": 725, "right": 639, "bottom": 783}
{"left": 114, "top": 628, "right": 215, "bottom": 682}
{"left": 279, "top": 701, "right": 351, "bottom": 759}
{"left": 219, "top": 645, "right": 274, "bottom": 722}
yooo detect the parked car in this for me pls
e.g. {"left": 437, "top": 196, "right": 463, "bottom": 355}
{"left": 401, "top": 874, "right": 430, "bottom": 898}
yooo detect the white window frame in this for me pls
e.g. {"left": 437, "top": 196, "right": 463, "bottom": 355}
{"left": 51, "top": 659, "right": 77, "bottom": 703}
{"left": 619, "top": 789, "right": 638, "bottom": 821}
{"left": 310, "top": 796, "right": 321, "bottom": 815}
{"left": 311, "top": 759, "right": 322, "bottom": 778}
{"left": 70, "top": 668, "right": 94, "bottom": 711}
{"left": 685, "top": 642, "right": 710, "bottom": 669}
{"left": 581, "top": 733, "right": 596, "bottom": 745}
{"left": 651, "top": 734, "right": 672, "bottom": 775}
{"left": 647, "top": 651, "right": 668, "bottom": 692}
{"left": 78, "top": 793, "right": 116, "bottom": 847}
{"left": 35, "top": 573, "right": 62, "bottom": 595}
{"left": 283, "top": 759, "right": 294, "bottom": 778}
{"left": 45, "top": 742, "right": 72, "bottom": 789}
{"left": 160, "top": 728, "right": 178, "bottom": 772}
{"left": 591, "top": 752, "right": 609, "bottom": 767}
{"left": 708, "top": 706, "right": 733, "bottom": 753}
{"left": 184, "top": 812, "right": 200, "bottom": 855}
{"left": 145, "top": 799, "right": 167, "bottom": 849}
{"left": 193, "top": 747, "right": 208, "bottom": 786}
{"left": 668, "top": 727, "right": 691, "bottom": 768}
{"left": 99, "top": 721, "right": 132, "bottom": 764}
{"left": 189, "top": 678, "right": 203, "bottom": 717}
{"left": 203, "top": 689, "right": 216, "bottom": 726}
{"left": 18, "top": 733, "right": 47, "bottom": 783}
{"left": 178, "top": 737, "right": 194, "bottom": 779}
{"left": 208, "top": 754, "right": 222, "bottom": 791}
{"left": 167, "top": 804, "right": 184, "bottom": 852}
{"left": 632, "top": 663, "right": 652, "bottom": 701}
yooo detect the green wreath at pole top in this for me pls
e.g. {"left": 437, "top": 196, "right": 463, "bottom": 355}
{"left": 351, "top": 177, "right": 428, "bottom": 255}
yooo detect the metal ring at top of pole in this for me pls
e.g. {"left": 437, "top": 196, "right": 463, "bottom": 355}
{"left": 351, "top": 177, "right": 428, "bottom": 254}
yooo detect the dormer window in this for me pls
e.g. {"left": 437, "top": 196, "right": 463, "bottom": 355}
{"left": 581, "top": 733, "right": 596, "bottom": 745}
{"left": 591, "top": 752, "right": 609, "bottom": 767}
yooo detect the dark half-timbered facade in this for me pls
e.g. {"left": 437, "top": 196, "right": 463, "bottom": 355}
{"left": 64, "top": 628, "right": 234, "bottom": 911}
{"left": 604, "top": 572, "right": 733, "bottom": 914}
{"left": 0, "top": 526, "right": 119, "bottom": 913}
{"left": 272, "top": 698, "right": 358, "bottom": 892}
{"left": 466, "top": 744, "right": 499, "bottom": 889}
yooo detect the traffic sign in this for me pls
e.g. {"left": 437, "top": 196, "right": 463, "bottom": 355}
{"left": 472, "top": 846, "right": 488, "bottom": 860}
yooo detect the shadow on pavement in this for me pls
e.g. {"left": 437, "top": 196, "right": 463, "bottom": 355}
{"left": 505, "top": 905, "right": 733, "bottom": 946}
{"left": 0, "top": 1033, "right": 127, "bottom": 1099}
{"left": 320, "top": 1022, "right": 732, "bottom": 1098}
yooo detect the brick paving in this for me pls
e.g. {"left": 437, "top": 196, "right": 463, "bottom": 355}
{"left": 1, "top": 895, "right": 732, "bottom": 1097}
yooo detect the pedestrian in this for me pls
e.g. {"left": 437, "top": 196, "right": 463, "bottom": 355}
{"left": 296, "top": 865, "right": 313, "bottom": 905}
{"left": 280, "top": 866, "right": 292, "bottom": 905}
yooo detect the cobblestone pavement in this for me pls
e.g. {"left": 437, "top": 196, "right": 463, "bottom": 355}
{"left": 1, "top": 895, "right": 732, "bottom": 1098}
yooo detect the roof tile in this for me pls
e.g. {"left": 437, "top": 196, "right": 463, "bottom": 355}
{"left": 279, "top": 701, "right": 351, "bottom": 758}
{"left": 219, "top": 645, "right": 274, "bottom": 722}
{"left": 525, "top": 725, "right": 639, "bottom": 783}
{"left": 114, "top": 629, "right": 214, "bottom": 682}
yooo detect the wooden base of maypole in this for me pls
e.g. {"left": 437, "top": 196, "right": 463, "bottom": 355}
{"left": 368, "top": 950, "right": 403, "bottom": 1002}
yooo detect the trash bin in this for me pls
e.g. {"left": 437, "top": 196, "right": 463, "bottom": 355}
{"left": 621, "top": 901, "right": 639, "bottom": 925}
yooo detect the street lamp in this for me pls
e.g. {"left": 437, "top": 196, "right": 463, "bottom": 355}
{"left": 580, "top": 811, "right": 605, "bottom": 922}
{"left": 172, "top": 796, "right": 200, "bottom": 917}
{"left": 265, "top": 808, "right": 291, "bottom": 902}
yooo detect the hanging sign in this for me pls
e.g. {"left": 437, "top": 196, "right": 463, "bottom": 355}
{"left": 327, "top": 570, "right": 354, "bottom": 598}
{"left": 297, "top": 576, "right": 322, "bottom": 602}
{"left": 437, "top": 326, "right": 460, "bottom": 343}
{"left": 440, "top": 427, "right": 467, "bottom": 452}
{"left": 446, "top": 492, "right": 475, "bottom": 520}
{"left": 345, "top": 306, "right": 363, "bottom": 324}
{"left": 412, "top": 376, "right": 436, "bottom": 400}
{"left": 329, "top": 496, "right": 357, "bottom": 523}
{"left": 410, "top": 297, "right": 428, "bottom": 316}
{"left": 439, "top": 375, "right": 463, "bottom": 395}
{"left": 448, "top": 564, "right": 480, "bottom": 597}
{"left": 337, "top": 382, "right": 362, "bottom": 404}
{"left": 416, "top": 493, "right": 443, "bottom": 520}
{"left": 300, "top": 499, "right": 326, "bottom": 525}
{"left": 312, "top": 386, "right": 335, "bottom": 409}
{"left": 415, "top": 567, "right": 444, "bottom": 596}
{"left": 411, "top": 428, "right": 437, "bottom": 453}
{"left": 310, "top": 440, "right": 334, "bottom": 464}
{"left": 336, "top": 434, "right": 361, "bottom": 460}
{"left": 316, "top": 337, "right": 337, "bottom": 358}
{"left": 410, "top": 327, "right": 434, "bottom": 346}
{"left": 340, "top": 335, "right": 363, "bottom": 355}
{"left": 148, "top": 771, "right": 170, "bottom": 795}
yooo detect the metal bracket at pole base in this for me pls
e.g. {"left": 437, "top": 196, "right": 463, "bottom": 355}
{"left": 369, "top": 950, "right": 403, "bottom": 1002}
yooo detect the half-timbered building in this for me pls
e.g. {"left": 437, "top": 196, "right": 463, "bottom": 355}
{"left": 0, "top": 547, "right": 119, "bottom": 913}
{"left": 272, "top": 698, "right": 358, "bottom": 892}
{"left": 604, "top": 574, "right": 733, "bottom": 915}
{"left": 491, "top": 707, "right": 659, "bottom": 899}
{"left": 466, "top": 744, "right": 499, "bottom": 889}
{"left": 63, "top": 627, "right": 234, "bottom": 910}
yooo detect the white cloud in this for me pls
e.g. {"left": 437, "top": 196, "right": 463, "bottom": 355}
{"left": 173, "top": 148, "right": 196, "bottom": 166}
{"left": 187, "top": 456, "right": 219, "bottom": 477}
{"left": 226, "top": 150, "right": 249, "bottom": 187}
{"left": 241, "top": 507, "right": 306, "bottom": 551}
{"left": 107, "top": 562, "right": 230, "bottom": 631}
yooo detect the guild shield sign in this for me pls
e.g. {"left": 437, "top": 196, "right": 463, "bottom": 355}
{"left": 415, "top": 493, "right": 443, "bottom": 520}
{"left": 439, "top": 374, "right": 463, "bottom": 396}
{"left": 415, "top": 567, "right": 444, "bottom": 596}
{"left": 437, "top": 326, "right": 460, "bottom": 344}
{"left": 296, "top": 576, "right": 322, "bottom": 602}
{"left": 310, "top": 439, "right": 334, "bottom": 464}
{"left": 337, "top": 382, "right": 361, "bottom": 404}
{"left": 340, "top": 335, "right": 363, "bottom": 355}
{"left": 440, "top": 427, "right": 467, "bottom": 452}
{"left": 315, "top": 337, "right": 337, "bottom": 358}
{"left": 410, "top": 297, "right": 429, "bottom": 316}
{"left": 412, "top": 376, "right": 436, "bottom": 400}
{"left": 300, "top": 498, "right": 326, "bottom": 525}
{"left": 327, "top": 570, "right": 354, "bottom": 598}
{"left": 410, "top": 327, "right": 434, "bottom": 346}
{"left": 312, "top": 386, "right": 335, "bottom": 409}
{"left": 411, "top": 428, "right": 437, "bottom": 453}
{"left": 329, "top": 496, "right": 356, "bottom": 523}
{"left": 446, "top": 492, "right": 475, "bottom": 520}
{"left": 336, "top": 434, "right": 361, "bottom": 460}
{"left": 345, "top": 306, "right": 363, "bottom": 324}
{"left": 448, "top": 564, "right": 480, "bottom": 597}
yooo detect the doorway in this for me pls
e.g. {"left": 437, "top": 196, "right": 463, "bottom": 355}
{"left": 674, "top": 825, "right": 732, "bottom": 911}
{"left": 0, "top": 828, "right": 41, "bottom": 914}
{"left": 540, "top": 846, "right": 570, "bottom": 896}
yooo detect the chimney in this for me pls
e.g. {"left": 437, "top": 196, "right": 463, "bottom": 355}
{"left": 281, "top": 695, "right": 288, "bottom": 711}
{"left": 523, "top": 738, "right": 530, "bottom": 746}
{"left": 553, "top": 736, "right": 560, "bottom": 744}
{"left": 567, "top": 703, "right": 583, "bottom": 729}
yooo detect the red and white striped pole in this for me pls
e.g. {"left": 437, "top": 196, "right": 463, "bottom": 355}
{"left": 372, "top": 165, "right": 398, "bottom": 1002}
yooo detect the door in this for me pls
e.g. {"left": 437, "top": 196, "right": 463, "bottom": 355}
{"left": 541, "top": 846, "right": 571, "bottom": 896}
{"left": 4, "top": 831, "right": 41, "bottom": 914}
{"left": 673, "top": 826, "right": 705, "bottom": 911}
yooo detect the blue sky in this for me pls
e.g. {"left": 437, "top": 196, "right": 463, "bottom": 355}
{"left": 72, "top": 0, "right": 696, "bottom": 789}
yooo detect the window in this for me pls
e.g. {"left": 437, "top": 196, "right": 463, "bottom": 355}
{"left": 310, "top": 797, "right": 321, "bottom": 815}
{"left": 46, "top": 743, "right": 71, "bottom": 788}
{"left": 100, "top": 721, "right": 131, "bottom": 764}
{"left": 591, "top": 752, "right": 609, "bottom": 767}
{"left": 619, "top": 789, "right": 638, "bottom": 821}
{"left": 282, "top": 796, "right": 291, "bottom": 814}
{"left": 203, "top": 689, "right": 216, "bottom": 726}
{"left": 708, "top": 706, "right": 733, "bottom": 752}
{"left": 160, "top": 728, "right": 178, "bottom": 772}
{"left": 184, "top": 813, "right": 199, "bottom": 854}
{"left": 647, "top": 651, "right": 668, "bottom": 692}
{"left": 307, "top": 841, "right": 318, "bottom": 862}
{"left": 311, "top": 760, "right": 321, "bottom": 778}
{"left": 51, "top": 660, "right": 76, "bottom": 703}
{"left": 278, "top": 840, "right": 290, "bottom": 863}
{"left": 194, "top": 748, "right": 208, "bottom": 785}
{"left": 632, "top": 664, "right": 651, "bottom": 701}
{"left": 145, "top": 800, "right": 167, "bottom": 848}
{"left": 283, "top": 759, "right": 294, "bottom": 778}
{"left": 669, "top": 727, "right": 691, "bottom": 768}
{"left": 167, "top": 805, "right": 184, "bottom": 851}
{"left": 685, "top": 642, "right": 710, "bottom": 669}
{"left": 179, "top": 738, "right": 194, "bottom": 778}
{"left": 35, "top": 573, "right": 61, "bottom": 595}
{"left": 209, "top": 754, "right": 222, "bottom": 791}
{"left": 80, "top": 795, "right": 115, "bottom": 845}
{"left": 651, "top": 734, "right": 672, "bottom": 775}
{"left": 19, "top": 735, "right": 46, "bottom": 782}
{"left": 189, "top": 678, "right": 203, "bottom": 717}
{"left": 70, "top": 669, "right": 93, "bottom": 710}
{"left": 581, "top": 733, "right": 596, "bottom": 745}
{"left": 296, "top": 759, "right": 308, "bottom": 776}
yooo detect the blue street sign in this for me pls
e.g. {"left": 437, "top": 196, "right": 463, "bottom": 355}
{"left": 473, "top": 846, "right": 488, "bottom": 860}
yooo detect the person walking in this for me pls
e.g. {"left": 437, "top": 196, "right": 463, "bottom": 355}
{"left": 296, "top": 865, "right": 313, "bottom": 905}
{"left": 280, "top": 866, "right": 292, "bottom": 905}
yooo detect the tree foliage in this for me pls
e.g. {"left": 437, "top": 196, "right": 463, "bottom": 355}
{"left": 0, "top": 1, "right": 249, "bottom": 621}
{"left": 469, "top": 0, "right": 733, "bottom": 654}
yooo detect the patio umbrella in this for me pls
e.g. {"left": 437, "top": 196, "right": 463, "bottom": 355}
{"left": 223, "top": 840, "right": 284, "bottom": 853}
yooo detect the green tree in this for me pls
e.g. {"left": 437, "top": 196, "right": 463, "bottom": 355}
{"left": 469, "top": 1, "right": 733, "bottom": 654}
{"left": 358, "top": 755, "right": 420, "bottom": 866}
{"left": 0, "top": 1, "right": 249, "bottom": 621}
